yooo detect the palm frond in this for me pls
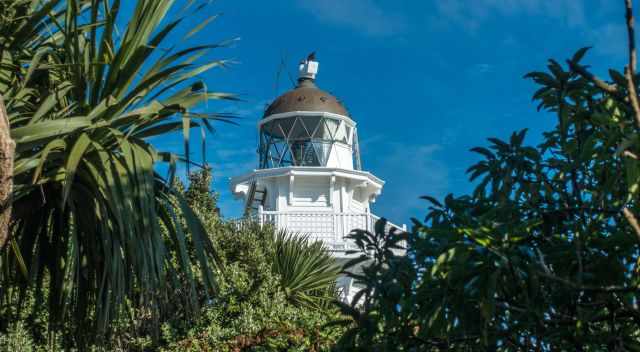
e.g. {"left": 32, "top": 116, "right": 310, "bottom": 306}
{"left": 271, "top": 230, "right": 340, "bottom": 309}
{"left": 0, "top": 0, "right": 234, "bottom": 341}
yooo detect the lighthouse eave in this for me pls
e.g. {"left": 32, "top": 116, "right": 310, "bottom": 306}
{"left": 230, "top": 166, "right": 384, "bottom": 197}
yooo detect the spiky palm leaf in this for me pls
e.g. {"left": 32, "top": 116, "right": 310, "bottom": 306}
{"left": 272, "top": 230, "right": 340, "bottom": 309}
{"left": 0, "top": 0, "right": 234, "bottom": 337}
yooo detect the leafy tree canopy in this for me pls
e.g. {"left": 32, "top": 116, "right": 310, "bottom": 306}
{"left": 337, "top": 2, "right": 640, "bottom": 350}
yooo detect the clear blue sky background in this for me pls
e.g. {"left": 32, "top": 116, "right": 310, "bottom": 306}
{"left": 152, "top": 0, "right": 629, "bottom": 224}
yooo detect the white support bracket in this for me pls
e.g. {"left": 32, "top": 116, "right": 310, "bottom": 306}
{"left": 329, "top": 175, "right": 336, "bottom": 206}
{"left": 288, "top": 175, "right": 294, "bottom": 206}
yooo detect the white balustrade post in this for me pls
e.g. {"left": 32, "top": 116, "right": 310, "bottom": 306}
{"left": 342, "top": 213, "right": 347, "bottom": 244}
{"left": 258, "top": 205, "right": 264, "bottom": 227}
{"left": 333, "top": 213, "right": 338, "bottom": 246}
{"left": 365, "top": 213, "right": 370, "bottom": 232}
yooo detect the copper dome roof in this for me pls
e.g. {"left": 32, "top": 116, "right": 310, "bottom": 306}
{"left": 263, "top": 79, "right": 349, "bottom": 118}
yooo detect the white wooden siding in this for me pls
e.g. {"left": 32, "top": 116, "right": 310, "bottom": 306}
{"left": 351, "top": 198, "right": 365, "bottom": 213}
{"left": 293, "top": 177, "right": 329, "bottom": 206}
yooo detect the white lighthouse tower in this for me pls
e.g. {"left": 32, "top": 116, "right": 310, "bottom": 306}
{"left": 231, "top": 55, "right": 404, "bottom": 301}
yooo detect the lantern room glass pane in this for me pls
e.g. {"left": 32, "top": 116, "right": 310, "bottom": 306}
{"left": 262, "top": 120, "right": 278, "bottom": 138}
{"left": 277, "top": 117, "right": 295, "bottom": 138}
{"left": 290, "top": 141, "right": 303, "bottom": 164}
{"left": 279, "top": 145, "right": 293, "bottom": 165}
{"left": 334, "top": 121, "right": 348, "bottom": 144}
{"left": 289, "top": 117, "right": 309, "bottom": 140}
{"left": 324, "top": 118, "right": 339, "bottom": 139}
{"left": 302, "top": 116, "right": 322, "bottom": 136}
{"left": 302, "top": 141, "right": 320, "bottom": 165}
{"left": 313, "top": 141, "right": 332, "bottom": 165}
{"left": 311, "top": 120, "right": 327, "bottom": 139}
{"left": 313, "top": 118, "right": 335, "bottom": 139}
{"left": 291, "top": 140, "right": 321, "bottom": 166}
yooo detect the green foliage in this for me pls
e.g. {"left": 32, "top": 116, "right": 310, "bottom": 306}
{"left": 1, "top": 169, "right": 345, "bottom": 350}
{"left": 338, "top": 48, "right": 640, "bottom": 350}
{"left": 0, "top": 0, "right": 234, "bottom": 346}
{"left": 186, "top": 168, "right": 221, "bottom": 220}
{"left": 157, "top": 171, "right": 344, "bottom": 351}
{"left": 272, "top": 230, "right": 341, "bottom": 309}
{"left": 333, "top": 220, "right": 413, "bottom": 351}
{"left": 162, "top": 224, "right": 344, "bottom": 352}
{"left": 0, "top": 321, "right": 37, "bottom": 352}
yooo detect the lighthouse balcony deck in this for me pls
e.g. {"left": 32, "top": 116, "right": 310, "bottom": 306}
{"left": 234, "top": 210, "right": 406, "bottom": 257}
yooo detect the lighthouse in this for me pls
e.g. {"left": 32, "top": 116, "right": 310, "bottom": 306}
{"left": 231, "top": 54, "right": 404, "bottom": 301}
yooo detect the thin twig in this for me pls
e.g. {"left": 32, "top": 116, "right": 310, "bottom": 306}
{"left": 627, "top": 0, "right": 638, "bottom": 74}
{"left": 625, "top": 0, "right": 640, "bottom": 129}
{"left": 624, "top": 150, "right": 640, "bottom": 159}
{"left": 537, "top": 270, "right": 640, "bottom": 293}
{"left": 624, "top": 68, "right": 640, "bottom": 128}
{"left": 623, "top": 207, "right": 640, "bottom": 242}
{"left": 622, "top": 1, "right": 640, "bottom": 244}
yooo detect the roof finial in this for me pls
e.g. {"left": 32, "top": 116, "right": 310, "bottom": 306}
{"left": 298, "top": 52, "right": 318, "bottom": 84}
{"left": 307, "top": 51, "right": 316, "bottom": 61}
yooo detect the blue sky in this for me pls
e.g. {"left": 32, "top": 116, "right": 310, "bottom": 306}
{"left": 154, "top": 0, "right": 630, "bottom": 224}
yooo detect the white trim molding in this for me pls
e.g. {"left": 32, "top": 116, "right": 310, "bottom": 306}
{"left": 258, "top": 111, "right": 357, "bottom": 129}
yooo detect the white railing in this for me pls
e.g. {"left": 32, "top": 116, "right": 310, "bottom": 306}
{"left": 248, "top": 210, "right": 407, "bottom": 256}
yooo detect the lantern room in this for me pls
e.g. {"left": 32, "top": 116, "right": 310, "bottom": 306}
{"left": 257, "top": 70, "right": 361, "bottom": 170}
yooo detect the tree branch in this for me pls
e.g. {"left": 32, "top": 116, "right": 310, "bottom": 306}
{"left": 0, "top": 95, "right": 14, "bottom": 250}
{"left": 625, "top": 0, "right": 640, "bottom": 129}
{"left": 537, "top": 270, "right": 640, "bottom": 293}
{"left": 627, "top": 0, "right": 638, "bottom": 74}
{"left": 623, "top": 207, "right": 640, "bottom": 242}
{"left": 566, "top": 60, "right": 619, "bottom": 95}
{"left": 621, "top": 2, "right": 640, "bottom": 246}
{"left": 624, "top": 68, "right": 640, "bottom": 129}
{"left": 624, "top": 150, "right": 640, "bottom": 159}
